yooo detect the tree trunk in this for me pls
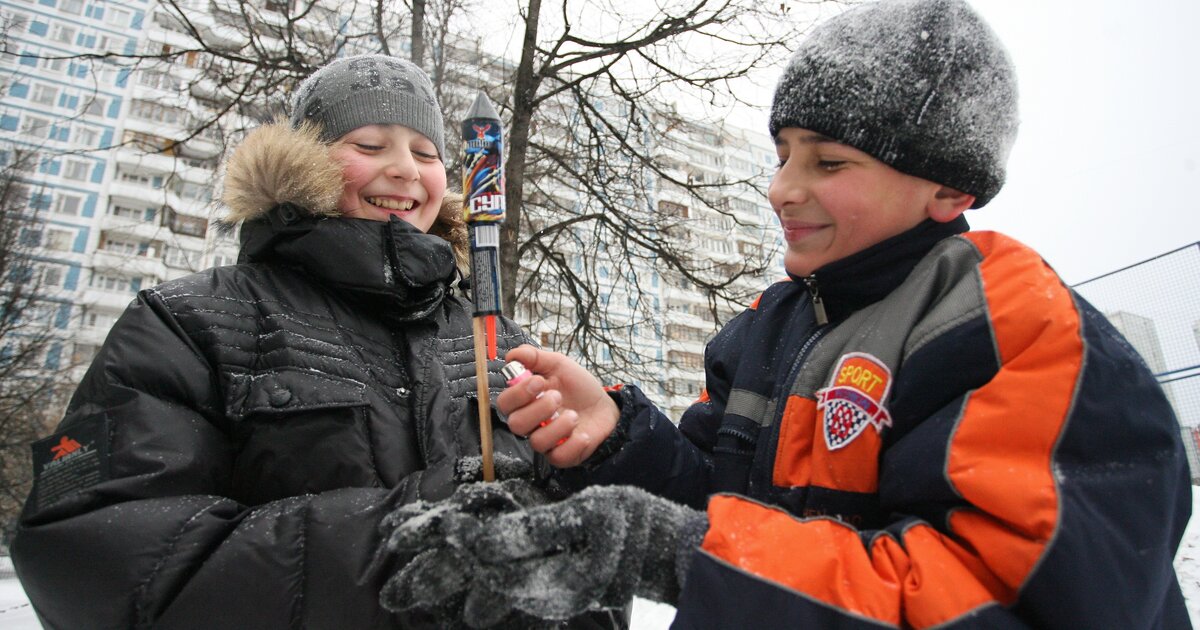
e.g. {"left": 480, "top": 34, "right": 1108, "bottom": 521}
{"left": 411, "top": 0, "right": 426, "bottom": 66}
{"left": 501, "top": 0, "right": 541, "bottom": 315}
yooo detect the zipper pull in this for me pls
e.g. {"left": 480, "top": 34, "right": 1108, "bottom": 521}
{"left": 803, "top": 274, "right": 828, "bottom": 325}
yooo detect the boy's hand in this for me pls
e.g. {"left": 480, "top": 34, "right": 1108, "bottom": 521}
{"left": 497, "top": 345, "right": 619, "bottom": 468}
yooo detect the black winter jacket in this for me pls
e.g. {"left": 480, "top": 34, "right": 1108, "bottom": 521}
{"left": 11, "top": 123, "right": 536, "bottom": 629}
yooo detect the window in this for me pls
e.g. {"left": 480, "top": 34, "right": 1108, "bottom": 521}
{"left": 31, "top": 83, "right": 58, "bottom": 106}
{"left": 210, "top": 252, "right": 236, "bottom": 267}
{"left": 89, "top": 272, "right": 130, "bottom": 292}
{"left": 58, "top": 0, "right": 83, "bottom": 15}
{"left": 104, "top": 7, "right": 130, "bottom": 27}
{"left": 172, "top": 180, "right": 211, "bottom": 202}
{"left": 45, "top": 227, "right": 73, "bottom": 251}
{"left": 49, "top": 23, "right": 76, "bottom": 44}
{"left": 41, "top": 56, "right": 67, "bottom": 74}
{"left": 118, "top": 170, "right": 158, "bottom": 187}
{"left": 659, "top": 199, "right": 689, "bottom": 218}
{"left": 63, "top": 159, "right": 90, "bottom": 181}
{"left": 19, "top": 115, "right": 52, "bottom": 139}
{"left": 41, "top": 264, "right": 65, "bottom": 287}
{"left": 102, "top": 237, "right": 139, "bottom": 255}
{"left": 164, "top": 246, "right": 199, "bottom": 269}
{"left": 74, "top": 125, "right": 99, "bottom": 148}
{"left": 109, "top": 204, "right": 150, "bottom": 221}
{"left": 53, "top": 193, "right": 83, "bottom": 216}
{"left": 83, "top": 310, "right": 118, "bottom": 329}
{"left": 73, "top": 343, "right": 98, "bottom": 366}
{"left": 138, "top": 69, "right": 181, "bottom": 91}
{"left": 129, "top": 99, "right": 185, "bottom": 124}
{"left": 80, "top": 95, "right": 107, "bottom": 117}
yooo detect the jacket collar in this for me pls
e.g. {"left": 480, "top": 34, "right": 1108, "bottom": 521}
{"left": 787, "top": 215, "right": 970, "bottom": 323}
{"left": 239, "top": 204, "right": 457, "bottom": 322}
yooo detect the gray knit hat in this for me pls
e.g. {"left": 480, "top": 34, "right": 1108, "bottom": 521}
{"left": 769, "top": 0, "right": 1018, "bottom": 208}
{"left": 289, "top": 54, "right": 446, "bottom": 158}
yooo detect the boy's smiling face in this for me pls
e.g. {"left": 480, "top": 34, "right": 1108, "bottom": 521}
{"left": 768, "top": 128, "right": 972, "bottom": 277}
{"left": 331, "top": 124, "right": 447, "bottom": 232}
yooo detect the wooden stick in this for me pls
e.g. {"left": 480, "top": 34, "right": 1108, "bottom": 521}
{"left": 473, "top": 317, "right": 495, "bottom": 482}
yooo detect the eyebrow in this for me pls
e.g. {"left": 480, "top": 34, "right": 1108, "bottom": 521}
{"left": 774, "top": 132, "right": 838, "bottom": 147}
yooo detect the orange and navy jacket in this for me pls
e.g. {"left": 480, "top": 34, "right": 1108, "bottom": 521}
{"left": 556, "top": 217, "right": 1192, "bottom": 628}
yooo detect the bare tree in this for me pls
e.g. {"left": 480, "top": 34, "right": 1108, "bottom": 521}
{"left": 6, "top": 0, "right": 828, "bottom": 386}
{"left": 0, "top": 147, "right": 78, "bottom": 543}
{"left": 478, "top": 0, "right": 812, "bottom": 382}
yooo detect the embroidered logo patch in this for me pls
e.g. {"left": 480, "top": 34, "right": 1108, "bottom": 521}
{"left": 817, "top": 353, "right": 893, "bottom": 450}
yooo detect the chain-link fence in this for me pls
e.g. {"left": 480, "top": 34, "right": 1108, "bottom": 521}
{"left": 1071, "top": 242, "right": 1200, "bottom": 480}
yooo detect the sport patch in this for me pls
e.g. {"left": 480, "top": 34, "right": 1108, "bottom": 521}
{"left": 817, "top": 353, "right": 893, "bottom": 450}
{"left": 31, "top": 414, "right": 109, "bottom": 511}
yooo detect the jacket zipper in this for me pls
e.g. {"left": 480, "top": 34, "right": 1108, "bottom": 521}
{"left": 802, "top": 274, "right": 828, "bottom": 325}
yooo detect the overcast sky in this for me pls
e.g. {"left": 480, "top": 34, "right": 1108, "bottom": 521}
{"left": 735, "top": 0, "right": 1199, "bottom": 285}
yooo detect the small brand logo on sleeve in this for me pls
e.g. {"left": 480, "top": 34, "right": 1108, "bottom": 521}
{"left": 50, "top": 435, "right": 83, "bottom": 460}
{"left": 817, "top": 353, "right": 893, "bottom": 450}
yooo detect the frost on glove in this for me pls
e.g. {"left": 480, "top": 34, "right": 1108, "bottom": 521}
{"left": 380, "top": 483, "right": 707, "bottom": 628}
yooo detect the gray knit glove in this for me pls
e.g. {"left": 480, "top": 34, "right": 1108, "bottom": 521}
{"left": 381, "top": 484, "right": 706, "bottom": 627}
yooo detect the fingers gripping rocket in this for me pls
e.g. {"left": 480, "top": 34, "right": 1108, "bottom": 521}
{"left": 463, "top": 91, "right": 506, "bottom": 481}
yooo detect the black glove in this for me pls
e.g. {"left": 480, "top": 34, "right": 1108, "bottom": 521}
{"left": 379, "top": 479, "right": 557, "bottom": 628}
{"left": 381, "top": 484, "right": 707, "bottom": 627}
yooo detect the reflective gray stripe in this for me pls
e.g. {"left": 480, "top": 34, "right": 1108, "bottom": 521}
{"left": 727, "top": 389, "right": 775, "bottom": 426}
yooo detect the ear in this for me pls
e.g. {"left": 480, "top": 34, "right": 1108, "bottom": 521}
{"left": 926, "top": 186, "right": 974, "bottom": 223}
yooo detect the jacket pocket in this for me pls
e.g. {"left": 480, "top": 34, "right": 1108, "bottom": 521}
{"left": 222, "top": 367, "right": 368, "bottom": 420}
{"left": 222, "top": 368, "right": 378, "bottom": 505}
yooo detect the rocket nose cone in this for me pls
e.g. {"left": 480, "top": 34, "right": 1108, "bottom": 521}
{"left": 466, "top": 90, "right": 500, "bottom": 120}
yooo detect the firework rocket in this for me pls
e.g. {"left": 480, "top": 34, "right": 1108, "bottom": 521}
{"left": 462, "top": 91, "right": 505, "bottom": 482}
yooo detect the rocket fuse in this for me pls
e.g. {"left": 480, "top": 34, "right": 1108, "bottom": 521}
{"left": 462, "top": 91, "right": 506, "bottom": 360}
{"left": 463, "top": 91, "right": 506, "bottom": 482}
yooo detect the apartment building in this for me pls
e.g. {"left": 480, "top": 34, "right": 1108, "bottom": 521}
{"left": 0, "top": 0, "right": 783, "bottom": 418}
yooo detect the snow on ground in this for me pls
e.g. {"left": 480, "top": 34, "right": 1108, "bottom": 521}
{"left": 3, "top": 489, "right": 1200, "bottom": 629}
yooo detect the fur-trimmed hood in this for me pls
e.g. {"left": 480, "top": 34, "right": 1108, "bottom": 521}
{"left": 220, "top": 121, "right": 469, "bottom": 269}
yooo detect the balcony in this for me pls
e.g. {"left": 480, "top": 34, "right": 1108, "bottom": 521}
{"left": 89, "top": 250, "right": 168, "bottom": 280}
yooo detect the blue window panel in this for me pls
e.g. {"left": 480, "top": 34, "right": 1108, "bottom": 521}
{"left": 92, "top": 7, "right": 103, "bottom": 19}
{"left": 72, "top": 227, "right": 88, "bottom": 253}
{"left": 131, "top": 11, "right": 144, "bottom": 29}
{"left": 29, "top": 21, "right": 47, "bottom": 36}
{"left": 30, "top": 193, "right": 51, "bottom": 210}
{"left": 84, "top": 4, "right": 94, "bottom": 16}
{"left": 75, "top": 64, "right": 87, "bottom": 78}
{"left": 19, "top": 53, "right": 37, "bottom": 67}
{"left": 151, "top": 176, "right": 163, "bottom": 188}
{"left": 143, "top": 207, "right": 156, "bottom": 222}
{"left": 67, "top": 94, "right": 79, "bottom": 109}
{"left": 100, "top": 129, "right": 113, "bottom": 146}
{"left": 137, "top": 242, "right": 148, "bottom": 255}
{"left": 64, "top": 265, "right": 80, "bottom": 290}
{"left": 8, "top": 265, "right": 33, "bottom": 283}
{"left": 116, "top": 68, "right": 130, "bottom": 87}
{"left": 55, "top": 304, "right": 71, "bottom": 329}
{"left": 83, "top": 35, "right": 96, "bottom": 48}
{"left": 55, "top": 126, "right": 69, "bottom": 142}
{"left": 0, "top": 116, "right": 18, "bottom": 131}
{"left": 8, "top": 83, "right": 28, "bottom": 98}
{"left": 44, "top": 342, "right": 61, "bottom": 370}
{"left": 123, "top": 40, "right": 135, "bottom": 55}
{"left": 130, "top": 277, "right": 141, "bottom": 292}
{"left": 38, "top": 0, "right": 54, "bottom": 6}
{"left": 45, "top": 160, "right": 60, "bottom": 176}
{"left": 106, "top": 97, "right": 121, "bottom": 118}
{"left": 82, "top": 194, "right": 96, "bottom": 218}
{"left": 90, "top": 162, "right": 105, "bottom": 183}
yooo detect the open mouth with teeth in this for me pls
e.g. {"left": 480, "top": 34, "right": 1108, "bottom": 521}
{"left": 366, "top": 197, "right": 416, "bottom": 211}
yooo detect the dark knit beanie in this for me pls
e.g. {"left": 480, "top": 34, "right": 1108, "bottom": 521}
{"left": 769, "top": 0, "right": 1018, "bottom": 207}
{"left": 289, "top": 54, "right": 445, "bottom": 158}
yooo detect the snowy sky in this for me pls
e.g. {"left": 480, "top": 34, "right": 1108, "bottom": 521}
{"left": 737, "top": 0, "right": 1200, "bottom": 285}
